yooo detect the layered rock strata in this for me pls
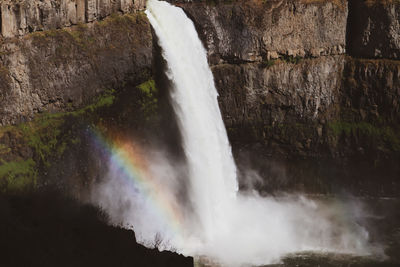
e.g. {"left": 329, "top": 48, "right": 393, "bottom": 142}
{"left": 179, "top": 0, "right": 348, "bottom": 64}
{"left": 0, "top": 13, "right": 152, "bottom": 126}
{"left": 176, "top": 0, "right": 400, "bottom": 154}
{"left": 175, "top": 0, "right": 400, "bottom": 195}
{"left": 0, "top": 0, "right": 399, "bottom": 195}
{"left": 0, "top": 0, "right": 146, "bottom": 38}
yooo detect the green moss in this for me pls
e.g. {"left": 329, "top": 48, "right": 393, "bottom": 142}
{"left": 328, "top": 121, "right": 400, "bottom": 151}
{"left": 97, "top": 12, "right": 138, "bottom": 28}
{"left": 0, "top": 159, "right": 37, "bottom": 192}
{"left": 260, "top": 60, "right": 275, "bottom": 68}
{"left": 138, "top": 79, "right": 156, "bottom": 95}
{"left": 22, "top": 89, "right": 115, "bottom": 166}
{"left": 19, "top": 115, "right": 64, "bottom": 167}
{"left": 0, "top": 88, "right": 117, "bottom": 193}
{"left": 259, "top": 55, "right": 302, "bottom": 69}
{"left": 137, "top": 79, "right": 158, "bottom": 122}
{"left": 78, "top": 89, "right": 116, "bottom": 114}
{"left": 0, "top": 159, "right": 35, "bottom": 177}
{"left": 0, "top": 143, "right": 11, "bottom": 155}
{"left": 282, "top": 55, "right": 302, "bottom": 64}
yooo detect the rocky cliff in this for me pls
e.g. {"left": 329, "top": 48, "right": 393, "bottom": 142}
{"left": 176, "top": 0, "right": 400, "bottom": 195}
{"left": 178, "top": 0, "right": 347, "bottom": 64}
{"left": 0, "top": 190, "right": 194, "bottom": 267}
{"left": 0, "top": 10, "right": 156, "bottom": 197}
{"left": 0, "top": 12, "right": 152, "bottom": 126}
{"left": 0, "top": 0, "right": 146, "bottom": 38}
{"left": 0, "top": 0, "right": 399, "bottom": 196}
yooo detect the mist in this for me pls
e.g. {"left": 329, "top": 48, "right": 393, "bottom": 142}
{"left": 91, "top": 0, "right": 375, "bottom": 266}
{"left": 90, "top": 140, "right": 375, "bottom": 266}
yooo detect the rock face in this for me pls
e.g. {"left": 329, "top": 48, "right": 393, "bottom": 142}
{"left": 176, "top": 0, "right": 400, "bottom": 152}
{"left": 214, "top": 56, "right": 344, "bottom": 135}
{"left": 0, "top": 13, "right": 152, "bottom": 126}
{"left": 347, "top": 0, "right": 400, "bottom": 59}
{"left": 342, "top": 58, "right": 400, "bottom": 125}
{"left": 0, "top": 0, "right": 399, "bottom": 196}
{"left": 179, "top": 0, "right": 348, "bottom": 64}
{"left": 213, "top": 56, "right": 400, "bottom": 155}
{"left": 175, "top": 0, "right": 400, "bottom": 195}
{"left": 0, "top": 0, "right": 146, "bottom": 38}
{"left": 0, "top": 191, "right": 194, "bottom": 267}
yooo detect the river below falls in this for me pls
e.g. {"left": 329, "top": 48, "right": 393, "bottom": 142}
{"left": 194, "top": 197, "right": 400, "bottom": 267}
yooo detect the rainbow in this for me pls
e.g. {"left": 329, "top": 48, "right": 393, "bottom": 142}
{"left": 88, "top": 128, "right": 184, "bottom": 236}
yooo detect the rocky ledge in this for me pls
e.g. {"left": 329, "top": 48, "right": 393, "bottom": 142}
{"left": 0, "top": 0, "right": 146, "bottom": 38}
{"left": 178, "top": 0, "right": 348, "bottom": 64}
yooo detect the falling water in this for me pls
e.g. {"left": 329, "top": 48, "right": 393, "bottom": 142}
{"left": 146, "top": 0, "right": 238, "bottom": 240}
{"left": 91, "top": 0, "right": 373, "bottom": 265}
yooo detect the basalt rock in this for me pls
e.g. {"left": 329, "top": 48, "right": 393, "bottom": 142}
{"left": 0, "top": 190, "right": 194, "bottom": 267}
{"left": 0, "top": 13, "right": 152, "bottom": 126}
{"left": 177, "top": 0, "right": 348, "bottom": 64}
{"left": 0, "top": 0, "right": 146, "bottom": 38}
{"left": 169, "top": 0, "right": 400, "bottom": 195}
{"left": 0, "top": 0, "right": 400, "bottom": 197}
{"left": 212, "top": 55, "right": 400, "bottom": 156}
{"left": 212, "top": 55, "right": 400, "bottom": 195}
{"left": 213, "top": 56, "right": 344, "bottom": 149}
{"left": 347, "top": 0, "right": 400, "bottom": 60}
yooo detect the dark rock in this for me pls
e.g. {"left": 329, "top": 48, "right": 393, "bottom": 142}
{"left": 347, "top": 0, "right": 400, "bottom": 60}
{"left": 0, "top": 190, "right": 193, "bottom": 267}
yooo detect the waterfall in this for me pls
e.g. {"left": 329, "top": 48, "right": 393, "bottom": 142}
{"left": 146, "top": 0, "right": 238, "bottom": 240}
{"left": 90, "top": 0, "right": 376, "bottom": 265}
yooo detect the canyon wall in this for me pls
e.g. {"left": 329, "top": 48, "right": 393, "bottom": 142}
{"left": 0, "top": 0, "right": 146, "bottom": 38}
{"left": 177, "top": 0, "right": 400, "bottom": 153}
{"left": 0, "top": 12, "right": 152, "bottom": 126}
{"left": 178, "top": 0, "right": 347, "bottom": 64}
{"left": 176, "top": 0, "right": 400, "bottom": 195}
{"left": 0, "top": 12, "right": 155, "bottom": 195}
{"left": 0, "top": 0, "right": 399, "bottom": 195}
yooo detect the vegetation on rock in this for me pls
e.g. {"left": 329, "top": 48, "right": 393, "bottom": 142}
{"left": 0, "top": 89, "right": 116, "bottom": 192}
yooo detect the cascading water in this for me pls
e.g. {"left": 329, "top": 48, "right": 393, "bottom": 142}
{"left": 146, "top": 0, "right": 238, "bottom": 242}
{"left": 93, "top": 1, "right": 372, "bottom": 266}
{"left": 145, "top": 1, "right": 370, "bottom": 265}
